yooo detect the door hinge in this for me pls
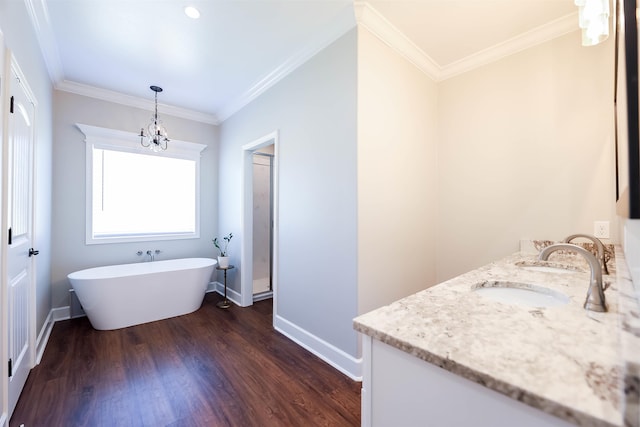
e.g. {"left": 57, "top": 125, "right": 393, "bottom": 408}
{"left": 8, "top": 358, "right": 12, "bottom": 377}
{"left": 8, "top": 227, "right": 11, "bottom": 245}
{"left": 9, "top": 95, "right": 14, "bottom": 114}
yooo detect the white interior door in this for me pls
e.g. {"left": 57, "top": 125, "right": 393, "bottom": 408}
{"left": 5, "top": 59, "right": 35, "bottom": 417}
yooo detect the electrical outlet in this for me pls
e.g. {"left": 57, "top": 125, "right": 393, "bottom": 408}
{"left": 594, "top": 221, "right": 610, "bottom": 239}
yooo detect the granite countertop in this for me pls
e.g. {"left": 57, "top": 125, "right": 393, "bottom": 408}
{"left": 354, "top": 245, "right": 640, "bottom": 427}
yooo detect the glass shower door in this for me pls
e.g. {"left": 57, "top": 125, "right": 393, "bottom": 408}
{"left": 252, "top": 152, "right": 273, "bottom": 295}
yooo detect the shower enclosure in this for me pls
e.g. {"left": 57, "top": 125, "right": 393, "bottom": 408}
{"left": 252, "top": 149, "right": 274, "bottom": 298}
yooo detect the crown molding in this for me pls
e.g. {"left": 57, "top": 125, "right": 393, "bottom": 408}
{"left": 24, "top": 0, "right": 217, "bottom": 125}
{"left": 355, "top": 2, "right": 580, "bottom": 82}
{"left": 440, "top": 12, "right": 579, "bottom": 80}
{"left": 24, "top": 0, "right": 64, "bottom": 84}
{"left": 217, "top": 4, "right": 357, "bottom": 122}
{"left": 354, "top": 1, "right": 441, "bottom": 81}
{"left": 56, "top": 80, "right": 219, "bottom": 125}
{"left": 24, "top": 0, "right": 580, "bottom": 125}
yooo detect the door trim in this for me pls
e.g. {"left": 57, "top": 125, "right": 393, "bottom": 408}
{"left": 240, "top": 131, "right": 279, "bottom": 314}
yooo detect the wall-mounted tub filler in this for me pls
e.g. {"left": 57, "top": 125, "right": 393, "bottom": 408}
{"left": 539, "top": 243, "right": 607, "bottom": 312}
{"left": 562, "top": 233, "right": 609, "bottom": 275}
{"left": 137, "top": 249, "right": 162, "bottom": 261}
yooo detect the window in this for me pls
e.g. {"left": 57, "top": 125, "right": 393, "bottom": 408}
{"left": 78, "top": 124, "right": 207, "bottom": 244}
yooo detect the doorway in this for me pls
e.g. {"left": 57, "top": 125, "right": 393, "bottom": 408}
{"left": 252, "top": 147, "right": 274, "bottom": 301}
{"left": 240, "top": 131, "right": 278, "bottom": 310}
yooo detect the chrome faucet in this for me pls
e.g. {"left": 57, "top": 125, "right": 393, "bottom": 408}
{"left": 562, "top": 233, "right": 609, "bottom": 275}
{"left": 142, "top": 249, "right": 161, "bottom": 262}
{"left": 539, "top": 243, "right": 607, "bottom": 312}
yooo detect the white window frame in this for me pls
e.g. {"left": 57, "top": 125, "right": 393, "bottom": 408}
{"left": 77, "top": 123, "right": 207, "bottom": 245}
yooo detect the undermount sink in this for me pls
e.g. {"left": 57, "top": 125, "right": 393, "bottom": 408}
{"left": 514, "top": 260, "right": 584, "bottom": 274}
{"left": 472, "top": 281, "right": 570, "bottom": 308}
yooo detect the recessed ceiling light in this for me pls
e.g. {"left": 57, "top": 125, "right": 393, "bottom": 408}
{"left": 184, "top": 6, "right": 200, "bottom": 19}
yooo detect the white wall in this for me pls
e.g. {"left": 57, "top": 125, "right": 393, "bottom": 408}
{"left": 437, "top": 30, "right": 616, "bottom": 281}
{"left": 357, "top": 27, "right": 439, "bottom": 314}
{"left": 219, "top": 30, "right": 358, "bottom": 356}
{"left": 0, "top": 0, "right": 53, "bottom": 350}
{"left": 51, "top": 90, "right": 219, "bottom": 308}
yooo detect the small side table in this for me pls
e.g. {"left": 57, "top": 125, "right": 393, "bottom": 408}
{"left": 216, "top": 265, "right": 234, "bottom": 309}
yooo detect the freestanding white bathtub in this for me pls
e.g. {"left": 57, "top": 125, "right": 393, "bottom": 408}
{"left": 68, "top": 258, "right": 217, "bottom": 330}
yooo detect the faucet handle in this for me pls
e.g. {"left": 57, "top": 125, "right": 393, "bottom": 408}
{"left": 136, "top": 250, "right": 143, "bottom": 256}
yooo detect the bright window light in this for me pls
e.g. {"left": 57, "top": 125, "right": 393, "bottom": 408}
{"left": 92, "top": 149, "right": 196, "bottom": 238}
{"left": 77, "top": 123, "right": 207, "bottom": 245}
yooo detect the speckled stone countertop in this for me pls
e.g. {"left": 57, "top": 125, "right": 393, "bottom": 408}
{"left": 354, "top": 245, "right": 640, "bottom": 427}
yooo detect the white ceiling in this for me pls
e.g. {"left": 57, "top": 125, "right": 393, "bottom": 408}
{"left": 28, "top": 0, "right": 578, "bottom": 124}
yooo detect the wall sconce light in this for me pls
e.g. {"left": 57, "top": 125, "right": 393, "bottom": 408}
{"left": 575, "top": 0, "right": 611, "bottom": 46}
{"left": 140, "top": 85, "right": 169, "bottom": 152}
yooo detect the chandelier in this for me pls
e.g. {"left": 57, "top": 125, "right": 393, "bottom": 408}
{"left": 140, "top": 85, "right": 169, "bottom": 152}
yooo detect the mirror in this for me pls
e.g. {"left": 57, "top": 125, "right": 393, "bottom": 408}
{"left": 616, "top": 0, "right": 640, "bottom": 218}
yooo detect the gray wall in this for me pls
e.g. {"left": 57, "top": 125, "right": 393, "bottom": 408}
{"left": 51, "top": 91, "right": 219, "bottom": 308}
{"left": 0, "top": 0, "right": 53, "bottom": 339}
{"left": 220, "top": 30, "right": 359, "bottom": 356}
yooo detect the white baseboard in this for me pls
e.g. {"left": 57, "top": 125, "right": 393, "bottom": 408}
{"left": 207, "top": 281, "right": 242, "bottom": 306}
{"left": 52, "top": 306, "right": 70, "bottom": 321}
{"left": 207, "top": 282, "right": 272, "bottom": 304}
{"left": 35, "top": 310, "right": 56, "bottom": 365}
{"left": 205, "top": 282, "right": 362, "bottom": 380}
{"left": 274, "top": 314, "right": 362, "bottom": 381}
{"left": 206, "top": 281, "right": 217, "bottom": 293}
{"left": 34, "top": 306, "right": 72, "bottom": 365}
{"left": 253, "top": 291, "right": 273, "bottom": 302}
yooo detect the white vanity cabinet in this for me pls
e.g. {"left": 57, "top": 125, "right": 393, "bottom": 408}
{"left": 354, "top": 250, "right": 633, "bottom": 427}
{"left": 361, "top": 335, "right": 578, "bottom": 427}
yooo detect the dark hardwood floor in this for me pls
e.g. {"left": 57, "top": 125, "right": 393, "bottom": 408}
{"left": 11, "top": 293, "right": 361, "bottom": 427}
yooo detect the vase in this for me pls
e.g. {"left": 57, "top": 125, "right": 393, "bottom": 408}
{"left": 217, "top": 256, "right": 230, "bottom": 268}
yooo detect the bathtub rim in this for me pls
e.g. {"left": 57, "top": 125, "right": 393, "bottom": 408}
{"left": 67, "top": 257, "right": 217, "bottom": 281}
